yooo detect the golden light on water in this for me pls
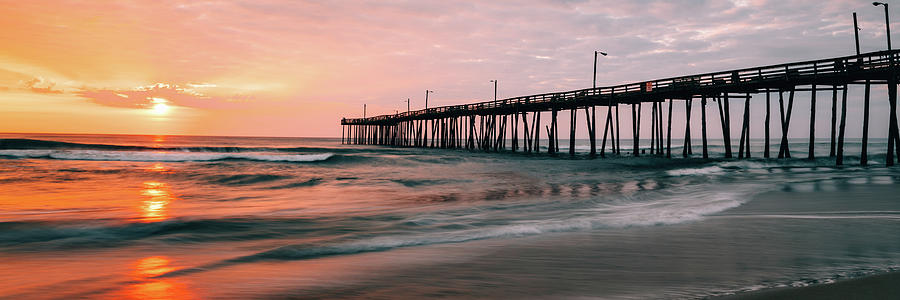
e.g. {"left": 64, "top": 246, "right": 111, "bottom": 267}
{"left": 129, "top": 256, "right": 193, "bottom": 300}
{"left": 140, "top": 181, "right": 176, "bottom": 222}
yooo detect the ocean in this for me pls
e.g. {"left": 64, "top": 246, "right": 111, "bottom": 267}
{"left": 1, "top": 133, "right": 899, "bottom": 299}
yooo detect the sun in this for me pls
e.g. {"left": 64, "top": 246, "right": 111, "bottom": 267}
{"left": 148, "top": 97, "right": 170, "bottom": 115}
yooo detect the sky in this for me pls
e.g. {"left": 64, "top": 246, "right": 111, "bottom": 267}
{"left": 0, "top": 0, "right": 897, "bottom": 138}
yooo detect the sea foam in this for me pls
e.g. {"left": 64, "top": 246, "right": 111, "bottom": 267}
{"left": 0, "top": 149, "right": 333, "bottom": 162}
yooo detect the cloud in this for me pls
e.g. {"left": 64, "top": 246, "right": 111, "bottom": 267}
{"left": 21, "top": 77, "right": 63, "bottom": 94}
{"left": 1, "top": 0, "right": 892, "bottom": 137}
{"left": 76, "top": 83, "right": 255, "bottom": 110}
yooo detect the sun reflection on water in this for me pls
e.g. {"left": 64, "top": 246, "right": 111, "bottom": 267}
{"left": 147, "top": 163, "right": 171, "bottom": 173}
{"left": 140, "top": 181, "right": 177, "bottom": 222}
{"left": 129, "top": 256, "right": 193, "bottom": 299}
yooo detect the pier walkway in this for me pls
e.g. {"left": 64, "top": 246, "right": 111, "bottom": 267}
{"left": 341, "top": 50, "right": 900, "bottom": 166}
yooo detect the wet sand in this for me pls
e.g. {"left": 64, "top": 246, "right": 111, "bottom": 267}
{"left": 717, "top": 271, "right": 900, "bottom": 300}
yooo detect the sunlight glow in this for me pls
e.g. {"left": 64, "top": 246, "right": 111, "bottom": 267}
{"left": 129, "top": 256, "right": 193, "bottom": 299}
{"left": 140, "top": 181, "right": 175, "bottom": 222}
{"left": 149, "top": 97, "right": 170, "bottom": 115}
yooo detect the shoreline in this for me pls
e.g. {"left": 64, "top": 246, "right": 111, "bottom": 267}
{"left": 715, "top": 270, "right": 900, "bottom": 299}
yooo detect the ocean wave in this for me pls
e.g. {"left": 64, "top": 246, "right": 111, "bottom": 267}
{"left": 0, "top": 138, "right": 341, "bottom": 154}
{"left": 0, "top": 149, "right": 333, "bottom": 162}
{"left": 156, "top": 188, "right": 754, "bottom": 278}
{"left": 0, "top": 218, "right": 325, "bottom": 250}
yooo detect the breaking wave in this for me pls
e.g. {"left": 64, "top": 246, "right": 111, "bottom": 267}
{"left": 0, "top": 149, "right": 334, "bottom": 162}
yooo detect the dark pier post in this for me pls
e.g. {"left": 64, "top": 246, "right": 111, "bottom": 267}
{"left": 778, "top": 89, "right": 796, "bottom": 158}
{"left": 830, "top": 87, "right": 838, "bottom": 157}
{"left": 570, "top": 106, "right": 577, "bottom": 156}
{"left": 341, "top": 124, "right": 345, "bottom": 144}
{"left": 738, "top": 93, "right": 751, "bottom": 158}
{"left": 701, "top": 96, "right": 709, "bottom": 159}
{"left": 589, "top": 105, "right": 597, "bottom": 157}
{"left": 535, "top": 111, "right": 541, "bottom": 153}
{"left": 765, "top": 91, "right": 771, "bottom": 158}
{"left": 888, "top": 77, "right": 898, "bottom": 166}
{"left": 632, "top": 103, "right": 641, "bottom": 156}
{"left": 651, "top": 102, "right": 657, "bottom": 155}
{"left": 554, "top": 108, "right": 560, "bottom": 153}
{"left": 862, "top": 81, "right": 871, "bottom": 165}
{"left": 683, "top": 99, "right": 693, "bottom": 158}
{"left": 601, "top": 106, "right": 611, "bottom": 157}
{"left": 550, "top": 108, "right": 558, "bottom": 154}
{"left": 612, "top": 99, "right": 618, "bottom": 154}
{"left": 667, "top": 99, "right": 673, "bottom": 158}
{"left": 657, "top": 100, "right": 664, "bottom": 155}
{"left": 722, "top": 94, "right": 733, "bottom": 158}
{"left": 837, "top": 85, "right": 848, "bottom": 165}
{"left": 615, "top": 104, "right": 621, "bottom": 154}
{"left": 513, "top": 110, "right": 519, "bottom": 151}
{"left": 809, "top": 85, "right": 817, "bottom": 159}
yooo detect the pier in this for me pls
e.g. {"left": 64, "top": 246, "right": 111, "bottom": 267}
{"left": 341, "top": 50, "right": 900, "bottom": 166}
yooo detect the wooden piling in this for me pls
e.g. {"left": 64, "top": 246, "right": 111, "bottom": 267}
{"left": 765, "top": 91, "right": 771, "bottom": 158}
{"left": 830, "top": 87, "right": 837, "bottom": 157}
{"left": 667, "top": 99, "right": 673, "bottom": 158}
{"left": 778, "top": 89, "right": 795, "bottom": 159}
{"left": 633, "top": 103, "right": 641, "bottom": 157}
{"left": 589, "top": 106, "right": 597, "bottom": 157}
{"left": 861, "top": 81, "right": 870, "bottom": 166}
{"left": 615, "top": 104, "right": 621, "bottom": 154}
{"left": 570, "top": 108, "right": 576, "bottom": 156}
{"left": 701, "top": 96, "right": 709, "bottom": 159}
{"left": 535, "top": 111, "right": 541, "bottom": 153}
{"left": 837, "top": 85, "right": 848, "bottom": 165}
{"left": 888, "top": 79, "right": 898, "bottom": 166}
{"left": 738, "top": 93, "right": 751, "bottom": 158}
{"left": 809, "top": 85, "right": 817, "bottom": 159}
{"left": 723, "top": 94, "right": 733, "bottom": 158}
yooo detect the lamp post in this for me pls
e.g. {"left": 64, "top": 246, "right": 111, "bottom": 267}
{"left": 875, "top": 1, "right": 900, "bottom": 166}
{"left": 593, "top": 51, "right": 607, "bottom": 89}
{"left": 489, "top": 80, "right": 498, "bottom": 149}
{"left": 489, "top": 80, "right": 497, "bottom": 102}
{"left": 874, "top": 2, "right": 892, "bottom": 50}
{"left": 424, "top": 90, "right": 434, "bottom": 147}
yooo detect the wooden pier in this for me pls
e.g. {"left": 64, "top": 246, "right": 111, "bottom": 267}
{"left": 341, "top": 50, "right": 900, "bottom": 166}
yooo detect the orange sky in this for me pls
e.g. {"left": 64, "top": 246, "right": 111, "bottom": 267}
{"left": 0, "top": 1, "right": 894, "bottom": 137}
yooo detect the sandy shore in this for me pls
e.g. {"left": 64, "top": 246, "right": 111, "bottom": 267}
{"left": 717, "top": 271, "right": 900, "bottom": 300}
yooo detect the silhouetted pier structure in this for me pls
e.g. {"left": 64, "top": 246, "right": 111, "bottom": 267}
{"left": 341, "top": 50, "right": 900, "bottom": 166}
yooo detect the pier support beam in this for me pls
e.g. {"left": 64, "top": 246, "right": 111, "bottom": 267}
{"left": 570, "top": 108, "right": 577, "bottom": 156}
{"left": 667, "top": 99, "right": 673, "bottom": 158}
{"left": 632, "top": 103, "right": 641, "bottom": 157}
{"left": 701, "top": 96, "right": 709, "bottom": 159}
{"left": 601, "top": 102, "right": 613, "bottom": 157}
{"left": 683, "top": 99, "right": 693, "bottom": 158}
{"left": 888, "top": 79, "right": 898, "bottom": 166}
{"left": 589, "top": 106, "right": 597, "bottom": 157}
{"left": 778, "top": 89, "right": 795, "bottom": 159}
{"left": 830, "top": 87, "right": 838, "bottom": 157}
{"left": 722, "top": 94, "right": 733, "bottom": 158}
{"left": 862, "top": 81, "right": 871, "bottom": 166}
{"left": 837, "top": 85, "right": 848, "bottom": 165}
{"left": 765, "top": 91, "right": 771, "bottom": 158}
{"left": 738, "top": 93, "right": 751, "bottom": 159}
{"left": 809, "top": 85, "right": 817, "bottom": 160}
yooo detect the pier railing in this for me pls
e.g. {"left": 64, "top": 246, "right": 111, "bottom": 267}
{"left": 341, "top": 49, "right": 900, "bottom": 167}
{"left": 342, "top": 50, "right": 899, "bottom": 125}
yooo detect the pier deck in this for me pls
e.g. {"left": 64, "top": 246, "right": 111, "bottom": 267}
{"left": 341, "top": 50, "right": 900, "bottom": 166}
